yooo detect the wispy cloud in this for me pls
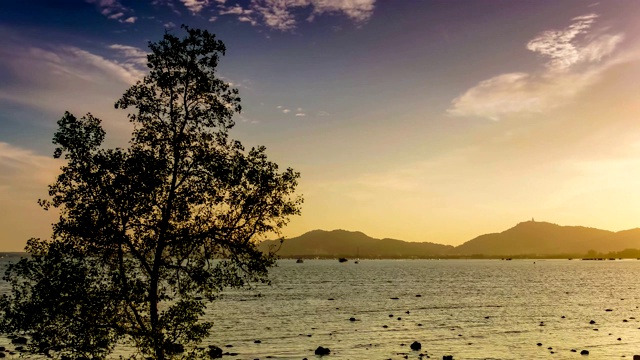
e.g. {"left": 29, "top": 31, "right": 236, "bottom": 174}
{"left": 0, "top": 142, "right": 61, "bottom": 250}
{"left": 179, "top": 0, "right": 210, "bottom": 14}
{"left": 173, "top": 0, "right": 376, "bottom": 30}
{"left": 0, "top": 142, "right": 60, "bottom": 191}
{"left": 86, "top": 0, "right": 137, "bottom": 23}
{"left": 0, "top": 42, "right": 145, "bottom": 137}
{"left": 449, "top": 13, "right": 625, "bottom": 120}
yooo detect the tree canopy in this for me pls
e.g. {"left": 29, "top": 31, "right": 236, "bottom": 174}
{"left": 0, "top": 26, "right": 302, "bottom": 360}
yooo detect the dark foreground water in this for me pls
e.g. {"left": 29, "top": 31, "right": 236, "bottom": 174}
{"left": 2, "top": 257, "right": 640, "bottom": 359}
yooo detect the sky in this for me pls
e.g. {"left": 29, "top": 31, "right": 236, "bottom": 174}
{"left": 1, "top": 0, "right": 640, "bottom": 251}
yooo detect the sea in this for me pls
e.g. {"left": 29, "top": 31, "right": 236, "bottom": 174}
{"left": 1, "top": 255, "right": 640, "bottom": 359}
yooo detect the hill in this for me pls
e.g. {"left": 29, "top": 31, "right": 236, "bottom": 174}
{"left": 453, "top": 221, "right": 640, "bottom": 256}
{"left": 258, "top": 229, "right": 454, "bottom": 258}
{"left": 261, "top": 221, "right": 640, "bottom": 258}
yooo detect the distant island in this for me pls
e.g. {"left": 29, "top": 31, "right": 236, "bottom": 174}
{"left": 259, "top": 221, "right": 640, "bottom": 259}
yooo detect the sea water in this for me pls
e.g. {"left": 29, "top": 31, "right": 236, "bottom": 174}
{"left": 1, "top": 256, "right": 640, "bottom": 359}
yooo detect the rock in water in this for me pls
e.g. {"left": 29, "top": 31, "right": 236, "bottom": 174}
{"left": 410, "top": 341, "right": 421, "bottom": 351}
{"left": 580, "top": 350, "right": 589, "bottom": 355}
{"left": 208, "top": 345, "right": 223, "bottom": 359}
{"left": 315, "top": 346, "right": 331, "bottom": 356}
{"left": 443, "top": 356, "right": 454, "bottom": 360}
{"left": 11, "top": 337, "right": 27, "bottom": 345}
{"left": 164, "top": 343, "right": 184, "bottom": 354}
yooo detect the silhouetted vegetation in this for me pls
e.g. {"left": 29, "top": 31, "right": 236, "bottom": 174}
{"left": 0, "top": 26, "right": 301, "bottom": 360}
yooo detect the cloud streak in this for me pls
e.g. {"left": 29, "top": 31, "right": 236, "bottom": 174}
{"left": 449, "top": 13, "right": 625, "bottom": 120}
{"left": 86, "top": 0, "right": 137, "bottom": 23}
{"left": 175, "top": 0, "right": 376, "bottom": 30}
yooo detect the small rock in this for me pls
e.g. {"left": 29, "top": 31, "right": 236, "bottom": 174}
{"left": 617, "top": 338, "right": 621, "bottom": 341}
{"left": 390, "top": 297, "right": 400, "bottom": 300}
{"left": 443, "top": 356, "right": 454, "bottom": 360}
{"left": 571, "top": 349, "right": 577, "bottom": 352}
{"left": 315, "top": 346, "right": 330, "bottom": 356}
{"left": 537, "top": 343, "right": 542, "bottom": 346}
{"left": 11, "top": 337, "right": 27, "bottom": 345}
{"left": 590, "top": 320, "right": 596, "bottom": 324}
{"left": 397, "top": 317, "right": 402, "bottom": 320}
{"left": 350, "top": 317, "right": 356, "bottom": 322}
{"left": 0, "top": 353, "right": 5, "bottom": 358}
{"left": 406, "top": 311, "right": 410, "bottom": 314}
{"left": 410, "top": 341, "right": 421, "bottom": 351}
{"left": 383, "top": 325, "right": 388, "bottom": 328}
{"left": 580, "top": 349, "right": 589, "bottom": 355}
{"left": 225, "top": 344, "right": 233, "bottom": 348}
{"left": 207, "top": 345, "right": 223, "bottom": 359}
{"left": 416, "top": 294, "right": 422, "bottom": 297}
{"left": 164, "top": 343, "right": 184, "bottom": 354}
{"left": 254, "top": 340, "right": 261, "bottom": 344}
{"left": 606, "top": 309, "right": 613, "bottom": 312}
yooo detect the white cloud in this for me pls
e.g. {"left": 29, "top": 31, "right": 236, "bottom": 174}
{"left": 0, "top": 42, "right": 145, "bottom": 139}
{"left": 526, "top": 14, "right": 622, "bottom": 71}
{"left": 179, "top": 0, "right": 209, "bottom": 14}
{"left": 449, "top": 13, "right": 626, "bottom": 120}
{"left": 219, "top": 4, "right": 247, "bottom": 15}
{"left": 214, "top": 0, "right": 376, "bottom": 31}
{"left": 108, "top": 44, "right": 149, "bottom": 67}
{"left": 208, "top": 16, "right": 218, "bottom": 22}
{"left": 86, "top": 0, "right": 136, "bottom": 23}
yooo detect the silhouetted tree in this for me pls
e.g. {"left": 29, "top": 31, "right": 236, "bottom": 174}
{"left": 0, "top": 26, "right": 302, "bottom": 360}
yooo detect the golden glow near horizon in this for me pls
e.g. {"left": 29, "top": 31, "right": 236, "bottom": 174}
{"left": 1, "top": 2, "right": 640, "bottom": 251}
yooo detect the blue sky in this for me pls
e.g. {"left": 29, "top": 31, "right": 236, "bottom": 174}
{"left": 2, "top": 0, "right": 640, "bottom": 251}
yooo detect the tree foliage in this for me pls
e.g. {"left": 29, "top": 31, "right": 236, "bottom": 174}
{"left": 0, "top": 26, "right": 302, "bottom": 360}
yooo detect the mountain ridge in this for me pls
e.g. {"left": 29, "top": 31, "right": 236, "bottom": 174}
{"left": 259, "top": 221, "right": 640, "bottom": 258}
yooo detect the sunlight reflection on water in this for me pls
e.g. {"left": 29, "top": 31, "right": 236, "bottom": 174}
{"left": 1, "top": 258, "right": 640, "bottom": 359}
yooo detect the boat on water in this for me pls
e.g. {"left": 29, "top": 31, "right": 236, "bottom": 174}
{"left": 296, "top": 259, "right": 304, "bottom": 263}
